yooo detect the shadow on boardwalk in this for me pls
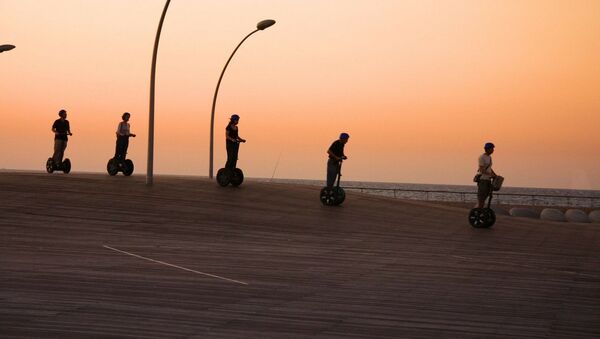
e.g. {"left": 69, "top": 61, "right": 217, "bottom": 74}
{"left": 1, "top": 172, "right": 599, "bottom": 338}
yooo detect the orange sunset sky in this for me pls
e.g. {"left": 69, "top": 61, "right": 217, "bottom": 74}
{"left": 1, "top": 0, "right": 599, "bottom": 189}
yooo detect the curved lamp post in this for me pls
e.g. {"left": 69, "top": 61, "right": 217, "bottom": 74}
{"left": 147, "top": 0, "right": 171, "bottom": 185}
{"left": 208, "top": 19, "right": 276, "bottom": 179}
{"left": 0, "top": 44, "right": 16, "bottom": 53}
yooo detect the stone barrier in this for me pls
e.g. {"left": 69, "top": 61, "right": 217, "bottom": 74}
{"left": 565, "top": 209, "right": 590, "bottom": 223}
{"left": 588, "top": 210, "right": 600, "bottom": 223}
{"left": 540, "top": 208, "right": 567, "bottom": 222}
{"left": 509, "top": 207, "right": 539, "bottom": 219}
{"left": 492, "top": 205, "right": 509, "bottom": 215}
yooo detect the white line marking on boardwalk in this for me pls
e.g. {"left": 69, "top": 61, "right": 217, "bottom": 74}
{"left": 103, "top": 245, "right": 248, "bottom": 285}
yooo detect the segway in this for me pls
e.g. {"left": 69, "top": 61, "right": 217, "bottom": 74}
{"left": 216, "top": 141, "right": 245, "bottom": 187}
{"left": 46, "top": 158, "right": 71, "bottom": 174}
{"left": 107, "top": 157, "right": 134, "bottom": 176}
{"left": 320, "top": 160, "right": 346, "bottom": 206}
{"left": 469, "top": 176, "right": 504, "bottom": 228}
{"left": 216, "top": 167, "right": 244, "bottom": 187}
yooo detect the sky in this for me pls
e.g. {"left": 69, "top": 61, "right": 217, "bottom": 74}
{"left": 1, "top": 0, "right": 599, "bottom": 189}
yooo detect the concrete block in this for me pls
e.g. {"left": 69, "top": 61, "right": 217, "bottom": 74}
{"left": 492, "top": 205, "right": 509, "bottom": 215}
{"left": 590, "top": 210, "right": 600, "bottom": 223}
{"left": 565, "top": 209, "right": 590, "bottom": 223}
{"left": 540, "top": 208, "right": 566, "bottom": 222}
{"left": 509, "top": 207, "right": 539, "bottom": 219}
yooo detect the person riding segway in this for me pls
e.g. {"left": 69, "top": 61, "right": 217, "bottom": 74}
{"left": 46, "top": 109, "right": 73, "bottom": 174}
{"left": 107, "top": 112, "right": 136, "bottom": 176}
{"left": 320, "top": 133, "right": 349, "bottom": 206}
{"left": 469, "top": 142, "right": 504, "bottom": 228}
{"left": 216, "top": 114, "right": 246, "bottom": 187}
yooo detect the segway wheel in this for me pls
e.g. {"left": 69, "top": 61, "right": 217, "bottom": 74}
{"left": 123, "top": 159, "right": 134, "bottom": 176}
{"left": 216, "top": 168, "right": 231, "bottom": 187}
{"left": 230, "top": 168, "right": 244, "bottom": 187}
{"left": 62, "top": 158, "right": 71, "bottom": 174}
{"left": 332, "top": 187, "right": 346, "bottom": 206}
{"left": 46, "top": 158, "right": 54, "bottom": 173}
{"left": 107, "top": 159, "right": 119, "bottom": 176}
{"left": 320, "top": 187, "right": 336, "bottom": 206}
{"left": 469, "top": 208, "right": 496, "bottom": 228}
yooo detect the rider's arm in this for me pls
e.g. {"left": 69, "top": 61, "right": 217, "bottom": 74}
{"left": 129, "top": 123, "right": 136, "bottom": 137}
{"left": 327, "top": 149, "right": 341, "bottom": 161}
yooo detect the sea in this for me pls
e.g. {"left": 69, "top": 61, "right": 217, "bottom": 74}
{"left": 251, "top": 178, "right": 600, "bottom": 209}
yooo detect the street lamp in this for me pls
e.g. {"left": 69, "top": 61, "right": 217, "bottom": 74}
{"left": 147, "top": 0, "right": 171, "bottom": 185}
{"left": 0, "top": 44, "right": 16, "bottom": 53}
{"left": 208, "top": 19, "right": 276, "bottom": 179}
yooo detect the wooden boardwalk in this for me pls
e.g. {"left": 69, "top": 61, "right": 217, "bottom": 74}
{"left": 1, "top": 172, "right": 599, "bottom": 338}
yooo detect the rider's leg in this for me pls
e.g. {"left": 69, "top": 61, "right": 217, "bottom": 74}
{"left": 230, "top": 142, "right": 240, "bottom": 169}
{"left": 122, "top": 137, "right": 129, "bottom": 160}
{"left": 477, "top": 180, "right": 491, "bottom": 208}
{"left": 114, "top": 139, "right": 120, "bottom": 160}
{"left": 326, "top": 159, "right": 338, "bottom": 190}
{"left": 54, "top": 140, "right": 67, "bottom": 165}
{"left": 52, "top": 140, "right": 63, "bottom": 165}
{"left": 115, "top": 138, "right": 121, "bottom": 160}
{"left": 60, "top": 140, "right": 68, "bottom": 165}
{"left": 115, "top": 136, "right": 127, "bottom": 160}
{"left": 225, "top": 142, "right": 235, "bottom": 169}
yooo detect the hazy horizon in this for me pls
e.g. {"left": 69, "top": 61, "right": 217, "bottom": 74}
{"left": 2, "top": 0, "right": 599, "bottom": 190}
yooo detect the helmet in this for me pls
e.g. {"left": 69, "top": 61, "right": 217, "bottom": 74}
{"left": 340, "top": 133, "right": 350, "bottom": 139}
{"left": 122, "top": 112, "right": 131, "bottom": 120}
{"left": 230, "top": 114, "right": 240, "bottom": 121}
{"left": 484, "top": 142, "right": 495, "bottom": 150}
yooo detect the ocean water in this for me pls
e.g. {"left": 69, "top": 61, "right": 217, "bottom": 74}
{"left": 252, "top": 178, "right": 600, "bottom": 208}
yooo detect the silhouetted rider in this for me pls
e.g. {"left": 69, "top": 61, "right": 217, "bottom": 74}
{"left": 326, "top": 133, "right": 349, "bottom": 190}
{"left": 115, "top": 112, "right": 136, "bottom": 161}
{"left": 51, "top": 109, "right": 72, "bottom": 165}
{"left": 225, "top": 114, "right": 246, "bottom": 170}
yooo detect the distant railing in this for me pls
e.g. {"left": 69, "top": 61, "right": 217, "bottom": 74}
{"left": 343, "top": 187, "right": 600, "bottom": 208}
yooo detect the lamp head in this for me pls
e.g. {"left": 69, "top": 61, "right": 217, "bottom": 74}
{"left": 0, "top": 44, "right": 16, "bottom": 53}
{"left": 257, "top": 19, "right": 276, "bottom": 30}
